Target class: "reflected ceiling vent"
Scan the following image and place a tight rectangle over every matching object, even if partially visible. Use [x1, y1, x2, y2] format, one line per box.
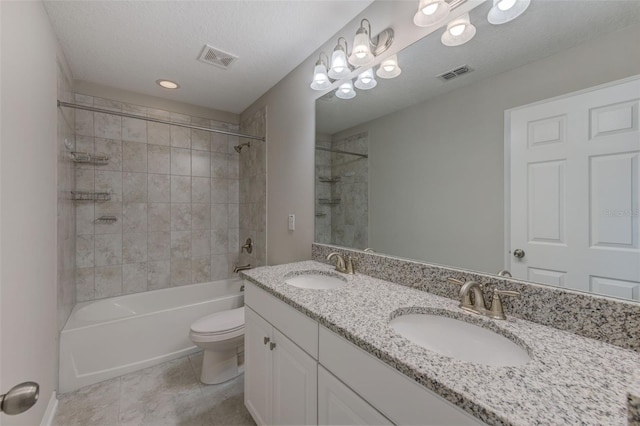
[437, 64, 473, 81]
[198, 44, 238, 70]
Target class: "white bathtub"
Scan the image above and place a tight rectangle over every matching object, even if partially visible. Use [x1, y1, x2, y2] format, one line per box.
[59, 278, 244, 393]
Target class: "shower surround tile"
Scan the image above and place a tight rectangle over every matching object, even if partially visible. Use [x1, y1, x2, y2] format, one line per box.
[72, 94, 244, 301]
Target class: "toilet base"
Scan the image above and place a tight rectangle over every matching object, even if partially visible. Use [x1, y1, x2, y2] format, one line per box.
[200, 349, 242, 385]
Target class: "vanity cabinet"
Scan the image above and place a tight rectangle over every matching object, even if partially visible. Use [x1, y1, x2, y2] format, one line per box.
[244, 282, 484, 426]
[245, 281, 320, 426]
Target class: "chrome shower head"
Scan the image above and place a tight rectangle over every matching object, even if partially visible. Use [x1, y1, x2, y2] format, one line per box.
[234, 142, 250, 153]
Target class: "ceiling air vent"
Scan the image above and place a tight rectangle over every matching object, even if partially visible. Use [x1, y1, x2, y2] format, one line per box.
[437, 65, 473, 82]
[198, 44, 238, 70]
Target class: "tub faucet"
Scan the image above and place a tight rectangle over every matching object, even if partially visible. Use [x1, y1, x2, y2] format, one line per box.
[233, 264, 251, 273]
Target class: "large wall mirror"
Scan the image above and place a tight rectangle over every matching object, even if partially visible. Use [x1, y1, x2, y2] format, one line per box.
[315, 0, 640, 301]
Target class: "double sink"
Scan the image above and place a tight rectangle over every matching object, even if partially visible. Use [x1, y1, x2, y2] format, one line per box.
[284, 271, 531, 367]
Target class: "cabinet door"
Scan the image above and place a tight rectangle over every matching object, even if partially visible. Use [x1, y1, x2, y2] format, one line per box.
[245, 307, 273, 426]
[271, 329, 318, 425]
[318, 366, 392, 426]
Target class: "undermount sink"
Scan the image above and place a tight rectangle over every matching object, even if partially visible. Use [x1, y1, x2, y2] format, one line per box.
[389, 313, 530, 367]
[285, 272, 346, 290]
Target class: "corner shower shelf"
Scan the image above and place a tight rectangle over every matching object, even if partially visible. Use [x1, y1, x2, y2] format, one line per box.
[71, 152, 110, 165]
[95, 216, 118, 224]
[318, 176, 341, 183]
[318, 198, 341, 205]
[71, 191, 111, 202]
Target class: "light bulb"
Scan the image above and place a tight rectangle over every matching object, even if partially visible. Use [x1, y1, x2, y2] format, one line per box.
[441, 13, 476, 47]
[355, 68, 377, 90]
[488, 0, 531, 25]
[376, 55, 402, 79]
[498, 0, 517, 11]
[335, 81, 356, 99]
[449, 23, 466, 36]
[422, 3, 438, 16]
[414, 0, 450, 27]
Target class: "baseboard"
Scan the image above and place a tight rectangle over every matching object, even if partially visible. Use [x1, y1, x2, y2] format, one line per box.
[39, 391, 58, 426]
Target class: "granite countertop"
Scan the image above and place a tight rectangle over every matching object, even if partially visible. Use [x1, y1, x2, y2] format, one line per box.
[241, 260, 640, 426]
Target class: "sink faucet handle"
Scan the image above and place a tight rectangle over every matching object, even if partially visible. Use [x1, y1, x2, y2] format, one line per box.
[447, 277, 464, 286]
[489, 289, 521, 320]
[345, 257, 355, 275]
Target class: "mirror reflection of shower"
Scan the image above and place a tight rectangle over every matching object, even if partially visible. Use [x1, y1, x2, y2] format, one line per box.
[234, 142, 250, 153]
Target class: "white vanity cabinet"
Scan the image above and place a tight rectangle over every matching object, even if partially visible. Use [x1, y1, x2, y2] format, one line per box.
[245, 286, 318, 426]
[244, 282, 485, 426]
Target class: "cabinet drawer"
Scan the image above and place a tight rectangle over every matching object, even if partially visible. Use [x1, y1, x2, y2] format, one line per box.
[245, 282, 319, 358]
[318, 366, 392, 426]
[319, 326, 485, 426]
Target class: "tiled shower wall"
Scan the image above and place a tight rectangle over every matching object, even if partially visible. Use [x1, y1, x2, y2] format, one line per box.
[238, 107, 267, 268]
[314, 131, 368, 249]
[73, 94, 242, 301]
[315, 134, 332, 244]
[57, 62, 76, 329]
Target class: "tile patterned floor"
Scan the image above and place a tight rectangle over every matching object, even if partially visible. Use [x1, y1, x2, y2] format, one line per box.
[53, 353, 255, 426]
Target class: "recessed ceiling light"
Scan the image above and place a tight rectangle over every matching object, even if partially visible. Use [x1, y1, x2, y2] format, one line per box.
[156, 79, 180, 89]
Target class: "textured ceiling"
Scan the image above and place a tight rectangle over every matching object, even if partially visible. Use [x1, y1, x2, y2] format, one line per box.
[317, 0, 640, 135]
[44, 0, 373, 113]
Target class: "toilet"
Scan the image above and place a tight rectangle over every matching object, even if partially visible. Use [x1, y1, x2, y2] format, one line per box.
[189, 306, 245, 385]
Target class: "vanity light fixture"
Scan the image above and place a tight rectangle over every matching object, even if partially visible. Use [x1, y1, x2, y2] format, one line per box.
[441, 13, 476, 46]
[376, 55, 402, 79]
[354, 68, 377, 90]
[328, 37, 351, 79]
[413, 0, 451, 27]
[335, 80, 356, 100]
[156, 79, 180, 89]
[310, 53, 332, 90]
[487, 0, 531, 25]
[348, 19, 394, 68]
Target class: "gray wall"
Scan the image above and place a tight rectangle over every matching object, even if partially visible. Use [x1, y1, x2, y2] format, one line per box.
[334, 24, 640, 273]
[240, 1, 467, 265]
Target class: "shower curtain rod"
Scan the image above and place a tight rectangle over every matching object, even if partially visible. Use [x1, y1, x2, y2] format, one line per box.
[315, 146, 368, 158]
[57, 100, 266, 142]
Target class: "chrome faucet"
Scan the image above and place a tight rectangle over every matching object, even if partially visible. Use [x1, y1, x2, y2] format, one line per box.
[326, 252, 355, 274]
[447, 278, 520, 320]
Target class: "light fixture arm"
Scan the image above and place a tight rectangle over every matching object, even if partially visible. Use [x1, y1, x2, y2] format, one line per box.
[335, 37, 348, 53]
[359, 18, 394, 57]
[316, 52, 329, 67]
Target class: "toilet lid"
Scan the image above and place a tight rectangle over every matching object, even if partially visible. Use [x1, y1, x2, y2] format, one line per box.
[190, 306, 245, 335]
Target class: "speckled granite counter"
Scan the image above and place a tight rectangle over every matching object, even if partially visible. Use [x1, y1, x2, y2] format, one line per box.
[241, 261, 640, 426]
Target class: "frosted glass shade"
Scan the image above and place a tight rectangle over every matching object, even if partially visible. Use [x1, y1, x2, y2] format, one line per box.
[310, 64, 331, 90]
[329, 48, 350, 79]
[355, 68, 377, 90]
[413, 0, 451, 27]
[488, 0, 531, 25]
[335, 81, 356, 99]
[376, 55, 402, 79]
[348, 30, 374, 67]
[441, 14, 476, 47]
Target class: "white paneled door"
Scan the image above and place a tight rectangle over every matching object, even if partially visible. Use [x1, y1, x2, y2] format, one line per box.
[509, 77, 640, 300]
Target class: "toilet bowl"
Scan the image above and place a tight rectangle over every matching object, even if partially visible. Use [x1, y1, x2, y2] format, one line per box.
[189, 306, 245, 384]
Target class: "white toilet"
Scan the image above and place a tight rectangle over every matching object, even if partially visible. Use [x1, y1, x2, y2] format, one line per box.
[189, 306, 245, 385]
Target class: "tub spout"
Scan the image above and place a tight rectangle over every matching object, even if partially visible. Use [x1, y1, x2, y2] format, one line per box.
[233, 264, 252, 273]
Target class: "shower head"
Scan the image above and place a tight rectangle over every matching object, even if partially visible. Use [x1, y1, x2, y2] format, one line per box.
[234, 142, 250, 153]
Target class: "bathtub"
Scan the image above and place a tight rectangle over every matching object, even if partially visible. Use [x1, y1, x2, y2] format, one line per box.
[59, 278, 244, 393]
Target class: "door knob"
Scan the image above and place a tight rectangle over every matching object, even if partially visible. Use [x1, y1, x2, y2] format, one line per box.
[1, 382, 39, 415]
[513, 249, 525, 259]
